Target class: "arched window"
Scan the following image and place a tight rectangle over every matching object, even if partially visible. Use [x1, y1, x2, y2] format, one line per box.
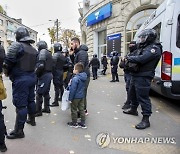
[125, 9, 155, 52]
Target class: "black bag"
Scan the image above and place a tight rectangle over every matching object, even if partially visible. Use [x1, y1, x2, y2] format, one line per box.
[126, 62, 140, 72]
[119, 59, 125, 68]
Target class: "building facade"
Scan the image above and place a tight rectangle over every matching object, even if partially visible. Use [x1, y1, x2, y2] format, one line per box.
[79, 0, 165, 58]
[0, 12, 38, 50]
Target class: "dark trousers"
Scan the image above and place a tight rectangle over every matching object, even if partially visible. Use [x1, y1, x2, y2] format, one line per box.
[36, 72, 52, 112]
[71, 99, 85, 123]
[124, 73, 132, 103]
[129, 76, 152, 116]
[111, 65, 119, 81]
[0, 101, 6, 144]
[12, 75, 36, 130]
[84, 77, 90, 111]
[102, 66, 107, 75]
[92, 67, 98, 79]
[53, 70, 64, 102]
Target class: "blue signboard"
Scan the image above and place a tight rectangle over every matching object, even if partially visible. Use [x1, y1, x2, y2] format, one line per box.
[87, 3, 112, 26]
[107, 33, 121, 57]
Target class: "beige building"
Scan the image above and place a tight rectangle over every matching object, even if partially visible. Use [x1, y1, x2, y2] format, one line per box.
[79, 0, 165, 58]
[0, 12, 38, 50]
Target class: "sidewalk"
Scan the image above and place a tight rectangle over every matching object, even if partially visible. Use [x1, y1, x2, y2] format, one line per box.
[2, 75, 180, 154]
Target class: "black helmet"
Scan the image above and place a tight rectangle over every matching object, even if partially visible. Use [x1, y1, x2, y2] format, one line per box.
[62, 47, 68, 53]
[15, 27, 35, 43]
[137, 29, 157, 45]
[113, 51, 118, 56]
[53, 43, 62, 52]
[36, 41, 47, 51]
[93, 54, 97, 57]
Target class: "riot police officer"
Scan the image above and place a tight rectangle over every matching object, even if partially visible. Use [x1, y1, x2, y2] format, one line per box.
[110, 51, 119, 82]
[3, 27, 37, 139]
[35, 41, 53, 116]
[50, 43, 66, 107]
[89, 54, 100, 80]
[0, 39, 7, 152]
[62, 47, 73, 88]
[101, 55, 108, 75]
[123, 29, 162, 129]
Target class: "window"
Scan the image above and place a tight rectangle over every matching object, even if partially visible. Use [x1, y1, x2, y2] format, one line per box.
[125, 9, 155, 52]
[0, 30, 4, 37]
[176, 15, 180, 48]
[0, 19, 3, 26]
[153, 23, 161, 42]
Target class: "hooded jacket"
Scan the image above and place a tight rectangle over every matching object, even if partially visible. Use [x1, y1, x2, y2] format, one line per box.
[69, 72, 87, 101]
[74, 45, 90, 77]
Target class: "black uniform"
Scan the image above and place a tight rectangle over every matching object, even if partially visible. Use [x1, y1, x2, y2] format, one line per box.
[89, 54, 100, 80]
[101, 55, 108, 75]
[35, 41, 53, 116]
[0, 42, 7, 152]
[110, 51, 119, 82]
[4, 27, 38, 139]
[123, 29, 162, 129]
[51, 43, 66, 107]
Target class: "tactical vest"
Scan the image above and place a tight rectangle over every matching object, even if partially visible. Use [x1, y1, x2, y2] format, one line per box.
[17, 43, 37, 72]
[53, 52, 66, 70]
[44, 50, 53, 72]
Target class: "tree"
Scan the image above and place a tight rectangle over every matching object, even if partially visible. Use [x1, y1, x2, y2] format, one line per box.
[59, 29, 80, 47]
[0, 5, 6, 15]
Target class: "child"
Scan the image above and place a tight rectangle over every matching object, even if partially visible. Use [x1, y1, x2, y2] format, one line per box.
[67, 63, 87, 129]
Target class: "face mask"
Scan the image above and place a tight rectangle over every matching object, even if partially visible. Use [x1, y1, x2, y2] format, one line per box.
[129, 45, 137, 52]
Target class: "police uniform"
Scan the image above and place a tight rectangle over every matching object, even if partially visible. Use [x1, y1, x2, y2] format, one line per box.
[110, 51, 119, 82]
[89, 54, 100, 80]
[50, 43, 66, 107]
[35, 41, 53, 116]
[0, 42, 7, 152]
[4, 27, 37, 139]
[101, 55, 108, 75]
[123, 29, 162, 129]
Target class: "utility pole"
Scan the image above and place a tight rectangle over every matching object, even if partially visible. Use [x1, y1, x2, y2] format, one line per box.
[56, 19, 58, 42]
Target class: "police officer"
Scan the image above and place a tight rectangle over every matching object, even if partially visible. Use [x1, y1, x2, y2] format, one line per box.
[35, 41, 53, 116]
[89, 54, 100, 80]
[3, 27, 37, 139]
[101, 55, 108, 75]
[0, 38, 7, 152]
[110, 51, 119, 82]
[121, 41, 137, 110]
[123, 29, 162, 129]
[62, 47, 73, 88]
[50, 43, 66, 107]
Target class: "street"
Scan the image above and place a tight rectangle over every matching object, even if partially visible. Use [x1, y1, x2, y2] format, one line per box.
[2, 74, 180, 154]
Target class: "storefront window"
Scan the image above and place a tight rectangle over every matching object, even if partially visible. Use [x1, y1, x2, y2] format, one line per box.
[98, 30, 107, 58]
[177, 14, 180, 48]
[125, 9, 155, 52]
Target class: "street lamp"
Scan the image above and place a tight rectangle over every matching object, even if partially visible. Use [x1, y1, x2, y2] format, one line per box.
[49, 19, 59, 42]
[38, 33, 45, 41]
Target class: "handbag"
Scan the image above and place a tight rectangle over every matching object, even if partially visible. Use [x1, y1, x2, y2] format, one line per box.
[61, 88, 70, 111]
[0, 74, 7, 100]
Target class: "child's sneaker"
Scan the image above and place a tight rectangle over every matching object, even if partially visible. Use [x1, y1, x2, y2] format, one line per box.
[67, 122, 78, 128]
[85, 110, 89, 116]
[78, 122, 87, 129]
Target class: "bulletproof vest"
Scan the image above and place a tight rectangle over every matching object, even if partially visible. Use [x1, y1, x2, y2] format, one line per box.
[39, 49, 53, 72]
[139, 44, 161, 72]
[53, 52, 66, 70]
[111, 56, 119, 66]
[17, 43, 37, 72]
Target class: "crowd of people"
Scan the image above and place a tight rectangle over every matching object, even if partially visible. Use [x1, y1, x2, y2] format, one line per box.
[0, 27, 162, 152]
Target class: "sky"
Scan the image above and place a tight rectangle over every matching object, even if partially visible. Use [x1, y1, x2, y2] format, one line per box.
[0, 0, 82, 46]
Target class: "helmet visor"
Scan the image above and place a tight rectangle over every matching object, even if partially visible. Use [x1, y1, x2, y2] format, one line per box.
[136, 35, 148, 44]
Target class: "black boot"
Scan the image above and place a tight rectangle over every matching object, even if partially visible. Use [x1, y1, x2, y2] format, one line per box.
[26, 114, 36, 126]
[35, 112, 42, 117]
[50, 101, 59, 107]
[123, 107, 138, 116]
[135, 115, 150, 129]
[42, 96, 51, 113]
[7, 129, 25, 139]
[0, 143, 7, 152]
[50, 91, 59, 107]
[122, 102, 131, 110]
[35, 94, 43, 117]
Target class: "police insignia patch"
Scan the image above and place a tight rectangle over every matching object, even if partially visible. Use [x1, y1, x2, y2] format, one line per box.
[151, 49, 156, 53]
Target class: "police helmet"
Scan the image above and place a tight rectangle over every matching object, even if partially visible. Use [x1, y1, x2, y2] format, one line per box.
[113, 51, 118, 56]
[137, 29, 157, 45]
[15, 27, 35, 43]
[93, 54, 97, 58]
[36, 41, 48, 51]
[62, 47, 68, 53]
[53, 43, 62, 52]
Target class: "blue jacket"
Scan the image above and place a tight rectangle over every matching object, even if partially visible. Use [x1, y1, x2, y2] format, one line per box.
[68, 72, 87, 101]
